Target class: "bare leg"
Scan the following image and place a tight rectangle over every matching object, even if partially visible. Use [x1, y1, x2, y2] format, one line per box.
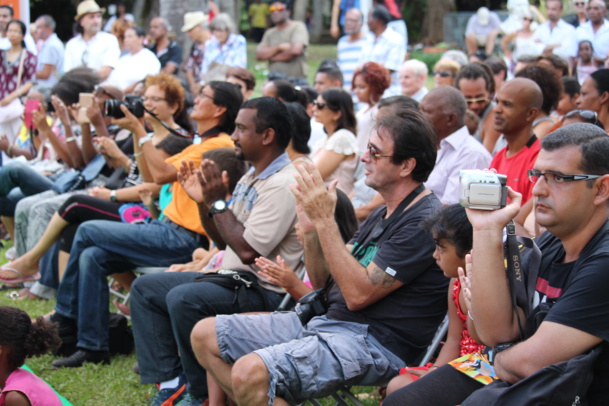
[1, 216, 14, 241]
[207, 374, 229, 406]
[58, 250, 69, 281]
[485, 30, 499, 56]
[465, 33, 478, 56]
[191, 317, 237, 400]
[0, 213, 69, 279]
[232, 354, 290, 406]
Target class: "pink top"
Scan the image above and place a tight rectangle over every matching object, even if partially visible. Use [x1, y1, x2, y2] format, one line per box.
[0, 368, 61, 406]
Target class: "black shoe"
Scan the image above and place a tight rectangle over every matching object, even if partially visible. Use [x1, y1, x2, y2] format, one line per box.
[52, 349, 110, 368]
[49, 313, 77, 337]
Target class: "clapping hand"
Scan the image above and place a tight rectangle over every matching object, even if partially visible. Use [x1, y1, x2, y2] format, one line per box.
[290, 161, 337, 227]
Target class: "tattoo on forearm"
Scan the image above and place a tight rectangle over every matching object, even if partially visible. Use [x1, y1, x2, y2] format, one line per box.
[368, 266, 396, 289]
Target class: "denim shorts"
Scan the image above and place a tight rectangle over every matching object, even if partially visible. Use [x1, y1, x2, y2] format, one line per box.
[216, 313, 404, 405]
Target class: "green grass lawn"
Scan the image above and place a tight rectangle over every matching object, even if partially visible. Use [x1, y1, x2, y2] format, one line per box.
[0, 43, 384, 406]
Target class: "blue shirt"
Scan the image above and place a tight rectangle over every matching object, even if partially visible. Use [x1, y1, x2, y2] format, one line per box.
[36, 33, 64, 88]
[202, 33, 247, 75]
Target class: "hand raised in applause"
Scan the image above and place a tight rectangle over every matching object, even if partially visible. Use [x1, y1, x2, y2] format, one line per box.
[290, 161, 337, 227]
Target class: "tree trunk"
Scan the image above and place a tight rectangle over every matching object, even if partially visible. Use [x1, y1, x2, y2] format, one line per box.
[292, 0, 308, 22]
[310, 0, 324, 43]
[421, 0, 455, 44]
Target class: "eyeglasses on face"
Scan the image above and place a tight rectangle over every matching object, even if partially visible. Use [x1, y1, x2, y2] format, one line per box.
[312, 100, 327, 109]
[527, 169, 602, 184]
[574, 2, 586, 6]
[433, 71, 454, 78]
[464, 96, 489, 105]
[367, 143, 393, 163]
[269, 5, 285, 12]
[522, 17, 534, 22]
[142, 96, 166, 103]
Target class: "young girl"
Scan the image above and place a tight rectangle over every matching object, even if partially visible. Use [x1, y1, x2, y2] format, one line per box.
[576, 40, 598, 85]
[0, 306, 62, 406]
[384, 204, 484, 398]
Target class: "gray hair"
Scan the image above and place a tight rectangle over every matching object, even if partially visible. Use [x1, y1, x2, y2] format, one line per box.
[36, 15, 56, 31]
[209, 13, 235, 34]
[30, 85, 52, 104]
[402, 59, 429, 78]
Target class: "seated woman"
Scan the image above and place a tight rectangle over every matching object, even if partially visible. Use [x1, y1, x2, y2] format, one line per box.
[383, 205, 484, 404]
[0, 73, 192, 288]
[201, 13, 247, 82]
[311, 87, 358, 195]
[432, 59, 460, 89]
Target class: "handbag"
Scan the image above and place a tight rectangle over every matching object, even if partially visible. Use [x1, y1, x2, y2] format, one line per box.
[461, 344, 604, 406]
[193, 269, 271, 312]
[0, 50, 26, 124]
[51, 154, 107, 193]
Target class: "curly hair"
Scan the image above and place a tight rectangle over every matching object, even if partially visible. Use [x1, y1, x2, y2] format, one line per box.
[0, 306, 61, 371]
[516, 64, 563, 115]
[145, 72, 186, 115]
[352, 62, 391, 102]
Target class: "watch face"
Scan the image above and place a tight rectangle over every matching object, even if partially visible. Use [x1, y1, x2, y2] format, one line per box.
[213, 201, 226, 211]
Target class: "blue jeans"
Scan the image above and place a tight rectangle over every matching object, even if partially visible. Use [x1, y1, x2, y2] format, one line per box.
[54, 219, 201, 352]
[0, 162, 53, 216]
[130, 272, 284, 399]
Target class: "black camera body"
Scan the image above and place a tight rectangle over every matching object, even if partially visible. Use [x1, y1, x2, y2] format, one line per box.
[104, 95, 144, 119]
[294, 288, 329, 325]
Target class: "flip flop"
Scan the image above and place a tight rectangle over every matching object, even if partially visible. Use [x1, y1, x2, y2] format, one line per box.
[0, 267, 41, 284]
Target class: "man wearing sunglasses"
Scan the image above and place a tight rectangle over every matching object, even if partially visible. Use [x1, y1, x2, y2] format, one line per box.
[459, 123, 609, 405]
[256, 1, 309, 80]
[194, 110, 448, 405]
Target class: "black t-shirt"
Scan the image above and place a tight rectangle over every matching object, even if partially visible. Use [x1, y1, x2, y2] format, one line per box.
[523, 221, 609, 404]
[326, 193, 449, 365]
[149, 40, 183, 71]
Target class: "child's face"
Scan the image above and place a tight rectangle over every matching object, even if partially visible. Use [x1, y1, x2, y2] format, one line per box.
[432, 237, 465, 278]
[579, 42, 593, 62]
[556, 92, 579, 115]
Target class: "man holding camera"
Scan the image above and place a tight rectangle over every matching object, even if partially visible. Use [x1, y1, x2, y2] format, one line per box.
[192, 110, 448, 405]
[463, 123, 609, 404]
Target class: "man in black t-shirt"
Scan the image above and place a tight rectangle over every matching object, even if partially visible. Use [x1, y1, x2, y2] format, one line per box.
[148, 17, 182, 75]
[191, 110, 448, 404]
[463, 123, 609, 404]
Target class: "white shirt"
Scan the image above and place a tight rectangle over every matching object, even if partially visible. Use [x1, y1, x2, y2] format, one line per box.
[425, 126, 492, 204]
[36, 33, 64, 89]
[359, 28, 406, 97]
[409, 87, 429, 103]
[64, 31, 120, 73]
[576, 19, 609, 59]
[531, 19, 577, 60]
[104, 48, 161, 91]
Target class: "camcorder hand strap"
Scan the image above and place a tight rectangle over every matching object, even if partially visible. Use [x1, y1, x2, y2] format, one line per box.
[505, 220, 541, 340]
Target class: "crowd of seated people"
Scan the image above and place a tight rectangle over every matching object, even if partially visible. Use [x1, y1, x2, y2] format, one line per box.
[1, 0, 609, 405]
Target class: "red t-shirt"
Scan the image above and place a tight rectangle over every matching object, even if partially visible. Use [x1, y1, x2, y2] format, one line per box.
[490, 135, 540, 203]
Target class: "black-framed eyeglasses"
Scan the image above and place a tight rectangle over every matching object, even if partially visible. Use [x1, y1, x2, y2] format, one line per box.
[433, 71, 454, 78]
[528, 169, 602, 184]
[313, 100, 327, 109]
[564, 109, 599, 125]
[367, 143, 393, 163]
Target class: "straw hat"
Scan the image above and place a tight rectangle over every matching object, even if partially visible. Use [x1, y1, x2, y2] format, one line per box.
[74, 0, 106, 21]
[181, 11, 208, 32]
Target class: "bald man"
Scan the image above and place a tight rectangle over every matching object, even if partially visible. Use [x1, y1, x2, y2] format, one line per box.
[419, 86, 492, 204]
[490, 78, 543, 203]
[148, 17, 182, 75]
[575, 0, 609, 62]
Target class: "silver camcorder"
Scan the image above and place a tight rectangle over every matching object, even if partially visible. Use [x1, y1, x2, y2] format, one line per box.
[459, 170, 508, 210]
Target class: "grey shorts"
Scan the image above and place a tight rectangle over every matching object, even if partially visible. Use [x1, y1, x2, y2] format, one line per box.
[216, 313, 404, 405]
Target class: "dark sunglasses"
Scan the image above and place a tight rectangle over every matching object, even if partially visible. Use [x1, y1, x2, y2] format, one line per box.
[574, 2, 585, 6]
[522, 17, 534, 22]
[312, 100, 327, 109]
[433, 71, 454, 78]
[565, 109, 598, 124]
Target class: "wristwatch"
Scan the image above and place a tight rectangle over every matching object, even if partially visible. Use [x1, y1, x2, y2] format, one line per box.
[487, 343, 513, 365]
[208, 200, 228, 217]
[138, 134, 153, 148]
[110, 190, 117, 202]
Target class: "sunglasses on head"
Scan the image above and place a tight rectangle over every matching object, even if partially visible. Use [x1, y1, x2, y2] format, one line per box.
[433, 71, 454, 78]
[565, 109, 599, 124]
[270, 5, 285, 12]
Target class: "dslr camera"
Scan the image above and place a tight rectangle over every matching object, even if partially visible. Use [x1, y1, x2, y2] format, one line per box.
[459, 170, 508, 210]
[104, 95, 144, 119]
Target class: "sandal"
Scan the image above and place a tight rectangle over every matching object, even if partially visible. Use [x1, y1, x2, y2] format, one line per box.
[0, 267, 41, 284]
